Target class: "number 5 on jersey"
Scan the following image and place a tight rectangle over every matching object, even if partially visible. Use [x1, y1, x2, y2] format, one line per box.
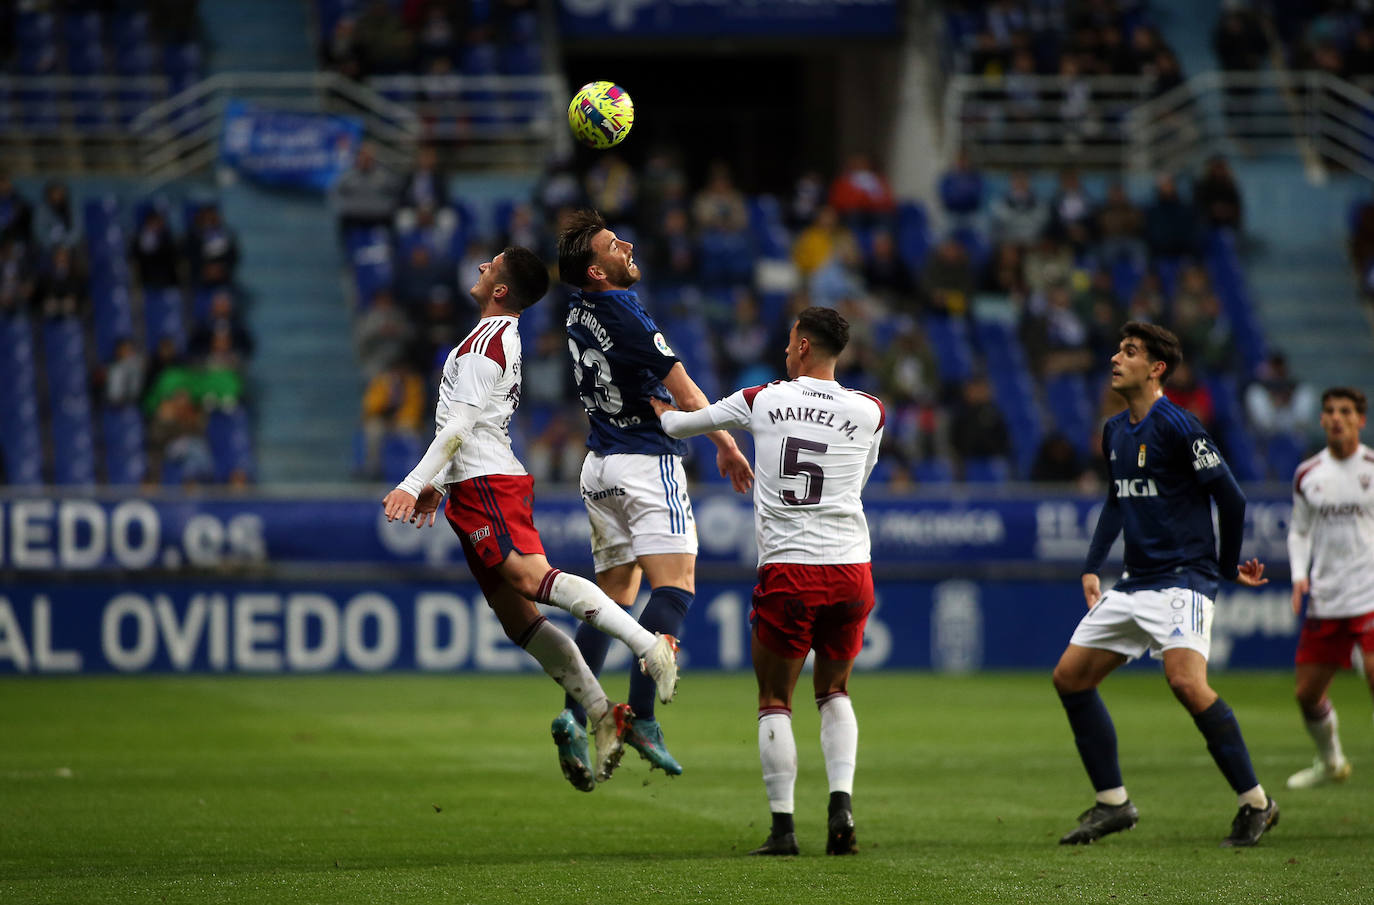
[781, 436, 827, 506]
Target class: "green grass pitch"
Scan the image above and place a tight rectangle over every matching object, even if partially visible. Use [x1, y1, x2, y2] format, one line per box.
[2, 670, 1372, 904]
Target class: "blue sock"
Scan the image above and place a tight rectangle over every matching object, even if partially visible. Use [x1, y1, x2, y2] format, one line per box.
[1193, 697, 1260, 794]
[564, 620, 612, 726]
[627, 586, 693, 721]
[1059, 689, 1124, 793]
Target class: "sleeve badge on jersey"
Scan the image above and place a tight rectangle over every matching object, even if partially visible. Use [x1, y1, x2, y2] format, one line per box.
[653, 332, 675, 357]
[1191, 438, 1221, 471]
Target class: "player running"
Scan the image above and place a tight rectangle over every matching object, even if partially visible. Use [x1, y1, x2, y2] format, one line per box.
[550, 209, 754, 787]
[1286, 386, 1374, 789]
[651, 307, 883, 857]
[381, 247, 679, 788]
[1051, 322, 1278, 848]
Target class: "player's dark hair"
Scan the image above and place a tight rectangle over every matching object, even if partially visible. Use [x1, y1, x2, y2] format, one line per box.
[1121, 321, 1182, 384]
[556, 208, 607, 287]
[795, 306, 849, 358]
[1322, 386, 1368, 414]
[497, 246, 549, 310]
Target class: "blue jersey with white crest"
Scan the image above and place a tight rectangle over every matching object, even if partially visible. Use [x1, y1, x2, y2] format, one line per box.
[565, 289, 688, 456]
[1098, 395, 1235, 597]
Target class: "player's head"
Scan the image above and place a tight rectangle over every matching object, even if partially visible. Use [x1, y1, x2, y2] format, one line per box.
[1112, 321, 1181, 392]
[470, 246, 549, 312]
[1320, 386, 1367, 453]
[786, 306, 849, 379]
[557, 208, 639, 290]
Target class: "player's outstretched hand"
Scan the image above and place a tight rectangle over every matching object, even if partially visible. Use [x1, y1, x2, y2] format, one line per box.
[718, 445, 754, 494]
[648, 397, 675, 418]
[1236, 558, 1268, 587]
[1290, 576, 1309, 614]
[383, 488, 421, 525]
[1081, 573, 1102, 609]
[411, 485, 442, 528]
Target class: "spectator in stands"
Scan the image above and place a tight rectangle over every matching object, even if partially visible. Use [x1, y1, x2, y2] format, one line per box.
[398, 145, 449, 215]
[637, 148, 689, 236]
[585, 153, 638, 226]
[984, 241, 1027, 296]
[1056, 55, 1100, 149]
[1022, 232, 1073, 295]
[1174, 290, 1234, 375]
[332, 142, 402, 237]
[1347, 23, 1374, 78]
[186, 205, 239, 288]
[525, 410, 584, 486]
[130, 209, 181, 289]
[879, 327, 938, 409]
[103, 337, 146, 408]
[717, 291, 773, 388]
[949, 374, 1012, 475]
[34, 244, 87, 320]
[1350, 201, 1374, 295]
[1193, 155, 1244, 232]
[0, 170, 33, 245]
[1126, 270, 1166, 323]
[1150, 49, 1187, 98]
[939, 148, 985, 225]
[147, 388, 214, 487]
[989, 170, 1049, 249]
[189, 289, 253, 361]
[809, 239, 866, 311]
[1023, 277, 1093, 378]
[863, 229, 919, 309]
[1030, 432, 1094, 488]
[1095, 182, 1146, 269]
[414, 1, 459, 70]
[647, 206, 697, 289]
[1164, 360, 1217, 433]
[497, 202, 547, 262]
[355, 288, 414, 379]
[1082, 273, 1128, 364]
[692, 160, 749, 234]
[356, 0, 416, 75]
[142, 336, 184, 410]
[0, 235, 35, 315]
[32, 181, 80, 252]
[1144, 173, 1198, 258]
[416, 289, 468, 375]
[395, 243, 456, 313]
[1098, 23, 1139, 76]
[522, 329, 572, 408]
[828, 152, 896, 227]
[922, 236, 977, 319]
[1049, 168, 1095, 252]
[148, 0, 200, 44]
[788, 169, 827, 231]
[1245, 351, 1319, 443]
[358, 363, 425, 480]
[792, 205, 856, 278]
[323, 15, 364, 79]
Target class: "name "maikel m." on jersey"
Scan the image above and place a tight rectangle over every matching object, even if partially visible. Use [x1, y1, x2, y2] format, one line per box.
[767, 406, 859, 440]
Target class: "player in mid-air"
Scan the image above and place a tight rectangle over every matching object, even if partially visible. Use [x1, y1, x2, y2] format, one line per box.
[651, 307, 883, 857]
[1051, 322, 1278, 847]
[381, 246, 679, 787]
[1285, 386, 1374, 789]
[550, 209, 754, 788]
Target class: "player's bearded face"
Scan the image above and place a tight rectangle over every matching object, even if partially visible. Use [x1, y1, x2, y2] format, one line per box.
[594, 230, 639, 287]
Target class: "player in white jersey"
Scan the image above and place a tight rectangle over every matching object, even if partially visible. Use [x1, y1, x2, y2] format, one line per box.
[381, 247, 680, 789]
[1286, 386, 1374, 789]
[651, 307, 883, 857]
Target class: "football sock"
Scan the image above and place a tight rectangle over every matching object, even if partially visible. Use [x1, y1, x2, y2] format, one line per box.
[1059, 689, 1124, 793]
[1192, 697, 1261, 796]
[1095, 787, 1129, 806]
[627, 586, 692, 720]
[1303, 704, 1346, 766]
[537, 569, 654, 658]
[817, 692, 858, 796]
[518, 617, 608, 722]
[758, 708, 797, 816]
[564, 621, 613, 726]
[828, 791, 852, 817]
[771, 812, 795, 837]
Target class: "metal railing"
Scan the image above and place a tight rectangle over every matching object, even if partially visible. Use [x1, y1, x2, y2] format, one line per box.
[130, 71, 423, 189]
[0, 74, 172, 170]
[944, 69, 1374, 179]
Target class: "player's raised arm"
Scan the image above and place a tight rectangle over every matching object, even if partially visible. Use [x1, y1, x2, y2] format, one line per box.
[660, 363, 754, 492]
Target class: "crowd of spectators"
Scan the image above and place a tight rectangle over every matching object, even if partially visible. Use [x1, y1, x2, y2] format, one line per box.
[0, 168, 251, 487]
[330, 131, 1309, 488]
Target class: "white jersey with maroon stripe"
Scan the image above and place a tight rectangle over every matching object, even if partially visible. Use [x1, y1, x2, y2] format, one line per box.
[694, 375, 884, 566]
[1289, 443, 1374, 618]
[434, 315, 525, 484]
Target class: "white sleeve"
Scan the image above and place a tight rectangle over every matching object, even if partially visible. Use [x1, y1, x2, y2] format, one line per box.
[861, 428, 884, 487]
[659, 390, 752, 438]
[1287, 482, 1314, 582]
[396, 354, 501, 496]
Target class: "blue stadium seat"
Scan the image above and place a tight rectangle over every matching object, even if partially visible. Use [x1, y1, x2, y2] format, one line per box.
[1044, 372, 1095, 456]
[52, 392, 97, 486]
[913, 457, 954, 484]
[101, 404, 147, 485]
[1266, 433, 1309, 482]
[498, 42, 541, 76]
[963, 456, 1011, 484]
[381, 431, 423, 485]
[897, 201, 932, 272]
[207, 407, 256, 482]
[922, 314, 975, 387]
[0, 315, 44, 485]
[112, 10, 150, 47]
[144, 287, 188, 352]
[747, 195, 791, 259]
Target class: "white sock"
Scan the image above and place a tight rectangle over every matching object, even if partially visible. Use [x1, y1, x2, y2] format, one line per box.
[539, 569, 654, 658]
[817, 693, 858, 795]
[521, 618, 608, 723]
[1238, 784, 1269, 809]
[758, 709, 797, 814]
[1304, 707, 1346, 766]
[1095, 787, 1129, 806]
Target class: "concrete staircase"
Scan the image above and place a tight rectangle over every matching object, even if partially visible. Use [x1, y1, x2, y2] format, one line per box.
[221, 180, 358, 483]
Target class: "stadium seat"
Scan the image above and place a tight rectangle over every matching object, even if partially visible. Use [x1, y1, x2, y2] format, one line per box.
[1265, 433, 1309, 482]
[143, 287, 188, 352]
[207, 407, 256, 482]
[1044, 373, 1095, 456]
[922, 314, 976, 387]
[381, 431, 423, 485]
[102, 404, 147, 485]
[913, 457, 954, 484]
[962, 456, 1011, 484]
[897, 201, 932, 272]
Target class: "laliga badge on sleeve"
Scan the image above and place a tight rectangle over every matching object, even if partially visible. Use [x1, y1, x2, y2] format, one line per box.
[1137, 444, 1147, 467]
[653, 332, 675, 357]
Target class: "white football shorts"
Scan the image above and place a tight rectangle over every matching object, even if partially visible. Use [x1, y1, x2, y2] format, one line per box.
[579, 451, 698, 572]
[1069, 587, 1215, 661]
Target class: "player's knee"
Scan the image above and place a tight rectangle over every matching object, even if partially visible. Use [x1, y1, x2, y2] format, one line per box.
[1051, 662, 1085, 694]
[1166, 673, 1208, 709]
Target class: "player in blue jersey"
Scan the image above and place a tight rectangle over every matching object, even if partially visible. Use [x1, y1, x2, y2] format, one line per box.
[1051, 322, 1278, 847]
[548, 209, 754, 789]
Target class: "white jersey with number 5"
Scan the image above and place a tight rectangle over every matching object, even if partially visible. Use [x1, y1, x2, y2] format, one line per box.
[681, 376, 884, 566]
[1289, 443, 1374, 618]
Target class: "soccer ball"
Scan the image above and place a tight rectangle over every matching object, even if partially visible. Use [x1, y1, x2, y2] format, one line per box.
[568, 81, 634, 150]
